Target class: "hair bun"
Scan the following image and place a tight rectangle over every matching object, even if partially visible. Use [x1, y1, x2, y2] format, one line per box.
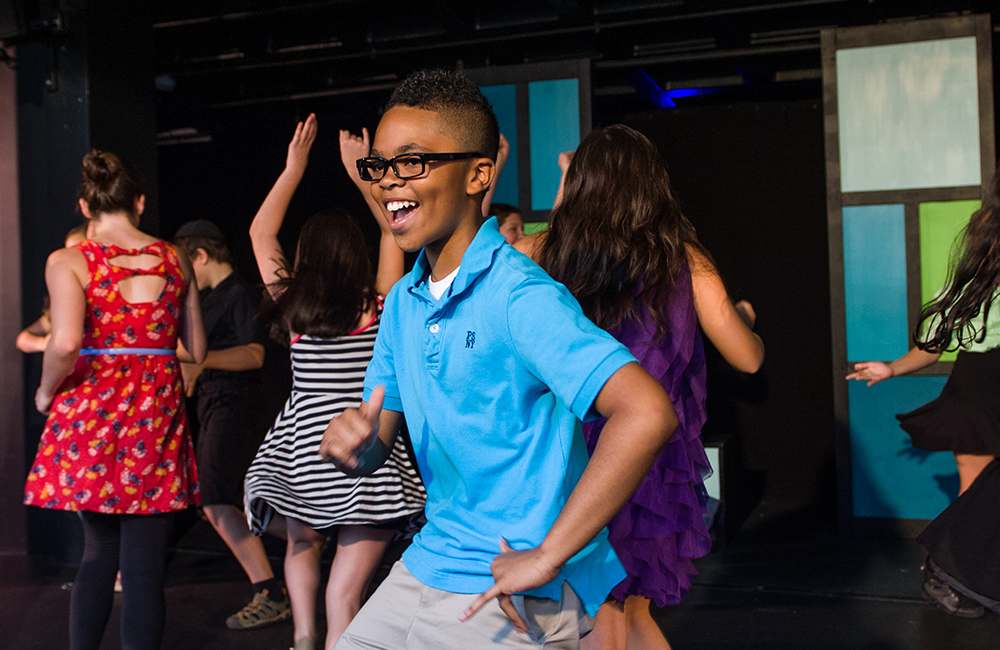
[81, 149, 122, 188]
[77, 148, 142, 216]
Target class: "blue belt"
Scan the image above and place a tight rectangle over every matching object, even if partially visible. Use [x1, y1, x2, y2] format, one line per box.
[80, 347, 175, 356]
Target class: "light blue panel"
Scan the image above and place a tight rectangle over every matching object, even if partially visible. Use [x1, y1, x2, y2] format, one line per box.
[479, 84, 519, 207]
[842, 205, 909, 361]
[528, 79, 580, 211]
[837, 37, 981, 192]
[849, 377, 954, 519]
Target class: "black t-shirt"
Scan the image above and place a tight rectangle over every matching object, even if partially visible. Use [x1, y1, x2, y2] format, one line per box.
[198, 273, 266, 390]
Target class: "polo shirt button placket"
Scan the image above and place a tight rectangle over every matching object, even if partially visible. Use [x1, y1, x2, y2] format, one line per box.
[425, 316, 443, 369]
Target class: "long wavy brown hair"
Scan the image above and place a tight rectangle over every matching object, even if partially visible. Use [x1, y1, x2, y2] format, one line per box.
[537, 124, 704, 338]
[916, 167, 1000, 352]
[262, 209, 374, 341]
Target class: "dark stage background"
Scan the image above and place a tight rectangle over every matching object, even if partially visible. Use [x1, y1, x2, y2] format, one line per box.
[153, 96, 835, 559]
[8, 0, 997, 562]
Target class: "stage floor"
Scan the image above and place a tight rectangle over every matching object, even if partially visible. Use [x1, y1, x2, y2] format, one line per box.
[3, 525, 998, 649]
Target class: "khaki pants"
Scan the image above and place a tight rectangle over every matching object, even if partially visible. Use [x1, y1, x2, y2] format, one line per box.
[335, 561, 593, 649]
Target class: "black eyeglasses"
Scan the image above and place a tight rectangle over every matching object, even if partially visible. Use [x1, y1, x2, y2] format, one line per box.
[356, 152, 487, 182]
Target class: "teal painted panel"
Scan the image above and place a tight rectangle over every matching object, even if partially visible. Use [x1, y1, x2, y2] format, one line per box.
[837, 37, 981, 192]
[480, 84, 519, 208]
[528, 79, 580, 211]
[842, 205, 909, 361]
[849, 377, 954, 519]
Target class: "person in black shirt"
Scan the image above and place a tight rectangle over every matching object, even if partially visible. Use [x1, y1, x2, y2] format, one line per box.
[174, 220, 291, 630]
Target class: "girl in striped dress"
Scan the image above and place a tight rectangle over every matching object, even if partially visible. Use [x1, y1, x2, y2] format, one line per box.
[244, 114, 425, 650]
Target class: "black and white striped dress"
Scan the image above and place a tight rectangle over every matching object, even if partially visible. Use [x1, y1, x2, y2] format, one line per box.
[244, 308, 425, 534]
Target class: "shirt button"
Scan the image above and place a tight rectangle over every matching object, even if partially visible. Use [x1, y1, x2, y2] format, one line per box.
[429, 323, 441, 334]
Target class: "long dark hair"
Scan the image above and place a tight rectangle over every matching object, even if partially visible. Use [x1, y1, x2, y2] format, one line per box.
[916, 168, 1000, 352]
[263, 209, 374, 340]
[537, 124, 703, 337]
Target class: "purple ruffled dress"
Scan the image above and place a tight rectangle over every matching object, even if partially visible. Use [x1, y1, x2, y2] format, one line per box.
[583, 259, 712, 606]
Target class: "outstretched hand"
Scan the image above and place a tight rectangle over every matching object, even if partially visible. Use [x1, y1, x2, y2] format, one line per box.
[318, 385, 384, 470]
[846, 362, 893, 387]
[339, 127, 370, 187]
[460, 539, 561, 631]
[286, 113, 318, 176]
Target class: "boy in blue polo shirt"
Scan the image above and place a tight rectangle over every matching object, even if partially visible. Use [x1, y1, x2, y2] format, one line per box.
[320, 69, 677, 649]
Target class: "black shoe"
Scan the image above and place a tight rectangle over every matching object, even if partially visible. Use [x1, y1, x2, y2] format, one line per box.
[922, 569, 985, 619]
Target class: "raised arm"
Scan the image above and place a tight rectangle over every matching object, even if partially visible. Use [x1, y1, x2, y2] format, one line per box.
[250, 113, 317, 299]
[688, 245, 765, 374]
[34, 249, 87, 413]
[340, 127, 404, 295]
[174, 246, 206, 365]
[481, 133, 509, 218]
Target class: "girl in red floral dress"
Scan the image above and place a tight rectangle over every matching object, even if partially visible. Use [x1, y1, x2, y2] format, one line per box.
[24, 149, 206, 650]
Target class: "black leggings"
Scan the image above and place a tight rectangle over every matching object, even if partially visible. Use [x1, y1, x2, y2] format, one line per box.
[70, 511, 171, 650]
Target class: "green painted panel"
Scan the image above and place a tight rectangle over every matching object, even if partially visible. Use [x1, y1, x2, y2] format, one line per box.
[836, 37, 981, 192]
[919, 200, 980, 361]
[523, 222, 549, 235]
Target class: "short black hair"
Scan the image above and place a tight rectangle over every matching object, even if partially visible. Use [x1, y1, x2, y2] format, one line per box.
[174, 219, 233, 265]
[385, 69, 500, 159]
[489, 203, 521, 226]
[175, 234, 232, 265]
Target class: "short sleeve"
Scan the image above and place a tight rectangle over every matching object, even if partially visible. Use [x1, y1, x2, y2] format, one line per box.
[230, 284, 267, 346]
[506, 279, 636, 421]
[363, 289, 403, 412]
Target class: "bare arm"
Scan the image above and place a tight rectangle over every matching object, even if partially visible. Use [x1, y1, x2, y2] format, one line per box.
[847, 347, 940, 386]
[462, 363, 676, 624]
[180, 342, 264, 397]
[202, 343, 265, 371]
[540, 362, 675, 564]
[16, 315, 51, 353]
[688, 246, 765, 374]
[175, 246, 206, 364]
[35, 249, 86, 412]
[250, 113, 317, 300]
[552, 151, 573, 209]
[340, 127, 404, 296]
[481, 134, 509, 218]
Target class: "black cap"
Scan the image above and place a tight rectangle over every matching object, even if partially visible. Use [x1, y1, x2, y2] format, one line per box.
[174, 219, 225, 241]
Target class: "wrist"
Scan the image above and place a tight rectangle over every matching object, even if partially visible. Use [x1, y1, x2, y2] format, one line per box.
[536, 539, 568, 574]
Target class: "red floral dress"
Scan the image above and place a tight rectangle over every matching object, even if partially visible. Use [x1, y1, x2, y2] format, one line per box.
[24, 240, 200, 514]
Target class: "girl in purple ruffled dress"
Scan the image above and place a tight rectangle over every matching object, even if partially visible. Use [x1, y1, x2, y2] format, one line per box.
[523, 124, 765, 649]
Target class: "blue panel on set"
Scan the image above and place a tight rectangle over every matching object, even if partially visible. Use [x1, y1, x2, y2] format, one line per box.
[528, 79, 580, 211]
[842, 205, 910, 361]
[479, 84, 519, 208]
[849, 376, 954, 519]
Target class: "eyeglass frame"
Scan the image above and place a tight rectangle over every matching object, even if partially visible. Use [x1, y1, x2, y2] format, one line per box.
[355, 151, 489, 182]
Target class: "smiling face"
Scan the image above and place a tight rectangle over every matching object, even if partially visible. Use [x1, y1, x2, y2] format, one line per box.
[370, 106, 493, 255]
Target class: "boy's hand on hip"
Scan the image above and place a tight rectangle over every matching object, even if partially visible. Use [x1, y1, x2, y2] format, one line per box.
[318, 385, 384, 469]
[460, 538, 561, 631]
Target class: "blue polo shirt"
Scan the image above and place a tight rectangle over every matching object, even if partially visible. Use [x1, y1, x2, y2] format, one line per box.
[363, 217, 635, 616]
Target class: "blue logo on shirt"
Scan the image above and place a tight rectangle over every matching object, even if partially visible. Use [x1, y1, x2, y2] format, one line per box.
[465, 331, 476, 349]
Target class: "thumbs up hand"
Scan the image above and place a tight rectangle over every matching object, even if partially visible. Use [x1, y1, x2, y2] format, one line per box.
[319, 385, 385, 472]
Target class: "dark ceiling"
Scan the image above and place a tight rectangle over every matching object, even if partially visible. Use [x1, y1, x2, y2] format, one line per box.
[150, 0, 1000, 125]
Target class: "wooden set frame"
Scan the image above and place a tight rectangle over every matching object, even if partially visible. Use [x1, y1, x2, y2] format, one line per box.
[822, 14, 996, 531]
[466, 59, 592, 222]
